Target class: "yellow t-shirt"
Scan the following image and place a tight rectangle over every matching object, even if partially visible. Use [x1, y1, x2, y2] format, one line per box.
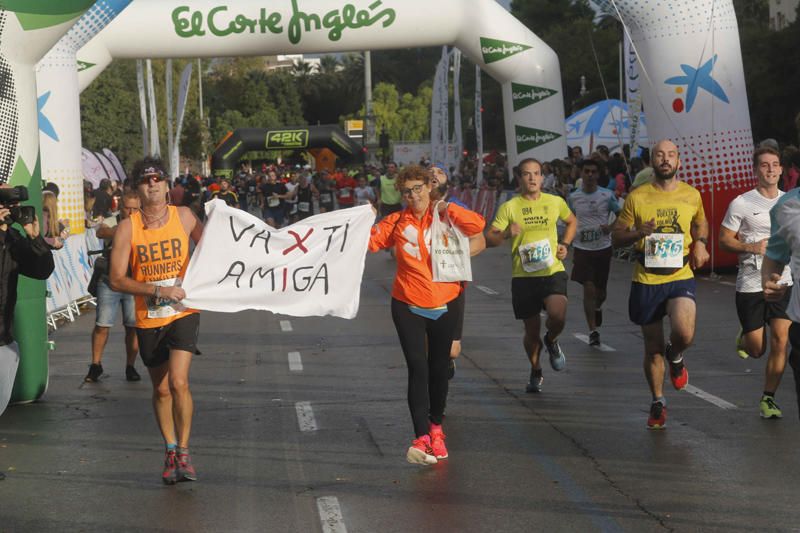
[492, 193, 573, 278]
[616, 181, 706, 284]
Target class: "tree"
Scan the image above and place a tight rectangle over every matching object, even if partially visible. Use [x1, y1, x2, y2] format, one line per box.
[343, 82, 432, 142]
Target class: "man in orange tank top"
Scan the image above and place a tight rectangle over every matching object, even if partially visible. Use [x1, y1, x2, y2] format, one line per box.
[109, 158, 204, 485]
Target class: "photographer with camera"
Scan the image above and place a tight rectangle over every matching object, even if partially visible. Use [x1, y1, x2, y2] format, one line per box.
[0, 184, 55, 430]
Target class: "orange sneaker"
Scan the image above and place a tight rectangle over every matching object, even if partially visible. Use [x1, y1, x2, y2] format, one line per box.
[647, 401, 667, 430]
[429, 425, 448, 460]
[406, 435, 437, 465]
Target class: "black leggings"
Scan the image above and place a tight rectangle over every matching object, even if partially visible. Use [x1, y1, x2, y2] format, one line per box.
[391, 298, 458, 437]
[787, 323, 800, 417]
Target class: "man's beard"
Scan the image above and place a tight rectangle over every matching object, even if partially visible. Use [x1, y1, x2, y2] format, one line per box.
[654, 164, 678, 181]
[437, 183, 448, 196]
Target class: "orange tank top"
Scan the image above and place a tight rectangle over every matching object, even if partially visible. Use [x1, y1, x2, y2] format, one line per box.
[130, 206, 197, 328]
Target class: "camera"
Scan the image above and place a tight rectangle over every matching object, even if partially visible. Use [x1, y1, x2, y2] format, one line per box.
[0, 185, 34, 225]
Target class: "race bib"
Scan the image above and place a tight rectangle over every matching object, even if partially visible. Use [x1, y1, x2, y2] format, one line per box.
[320, 193, 332, 204]
[268, 196, 280, 208]
[339, 188, 351, 198]
[299, 201, 310, 212]
[579, 227, 602, 244]
[645, 233, 684, 268]
[146, 278, 185, 319]
[518, 239, 555, 273]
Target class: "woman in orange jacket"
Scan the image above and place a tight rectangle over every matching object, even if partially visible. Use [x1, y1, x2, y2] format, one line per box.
[369, 165, 485, 465]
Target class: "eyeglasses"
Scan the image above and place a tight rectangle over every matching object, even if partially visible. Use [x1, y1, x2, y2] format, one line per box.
[400, 184, 425, 197]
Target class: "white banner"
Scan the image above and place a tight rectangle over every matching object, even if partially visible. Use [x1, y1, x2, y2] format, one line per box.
[181, 201, 374, 319]
[146, 59, 161, 157]
[624, 32, 640, 104]
[450, 48, 463, 171]
[166, 59, 174, 176]
[430, 46, 450, 166]
[46, 229, 102, 313]
[136, 59, 149, 155]
[172, 62, 193, 178]
[103, 148, 128, 182]
[475, 65, 484, 185]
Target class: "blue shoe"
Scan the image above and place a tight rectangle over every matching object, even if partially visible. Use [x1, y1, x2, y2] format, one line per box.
[544, 334, 566, 371]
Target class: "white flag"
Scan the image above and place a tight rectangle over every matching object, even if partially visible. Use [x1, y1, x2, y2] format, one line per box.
[430, 46, 450, 166]
[136, 60, 149, 156]
[624, 33, 640, 104]
[181, 201, 375, 319]
[146, 59, 160, 157]
[450, 49, 463, 171]
[172, 63, 193, 179]
[475, 65, 484, 186]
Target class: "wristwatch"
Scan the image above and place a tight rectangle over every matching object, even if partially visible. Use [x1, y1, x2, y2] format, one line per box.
[695, 237, 708, 245]
[559, 241, 572, 248]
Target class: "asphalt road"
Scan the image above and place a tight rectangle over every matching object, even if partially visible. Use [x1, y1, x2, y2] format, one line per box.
[1, 246, 800, 532]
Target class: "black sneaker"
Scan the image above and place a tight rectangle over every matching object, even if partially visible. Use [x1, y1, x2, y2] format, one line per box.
[525, 368, 543, 393]
[589, 331, 601, 347]
[447, 359, 456, 380]
[125, 365, 141, 382]
[543, 333, 566, 371]
[84, 363, 103, 383]
[595, 309, 603, 327]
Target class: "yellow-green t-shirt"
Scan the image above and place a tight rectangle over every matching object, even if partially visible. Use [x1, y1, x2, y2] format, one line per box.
[616, 181, 706, 284]
[380, 175, 401, 206]
[492, 193, 573, 278]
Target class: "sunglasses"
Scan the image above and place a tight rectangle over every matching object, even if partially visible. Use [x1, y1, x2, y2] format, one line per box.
[400, 184, 425, 197]
[135, 171, 167, 186]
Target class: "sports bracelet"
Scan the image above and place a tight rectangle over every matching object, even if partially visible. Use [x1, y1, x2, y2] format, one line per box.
[154, 285, 160, 299]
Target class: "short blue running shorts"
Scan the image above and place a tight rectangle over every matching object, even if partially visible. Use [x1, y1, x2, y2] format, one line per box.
[628, 278, 696, 326]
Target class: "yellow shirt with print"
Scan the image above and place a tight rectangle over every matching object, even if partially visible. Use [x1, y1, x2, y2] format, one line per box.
[616, 181, 706, 284]
[492, 194, 573, 278]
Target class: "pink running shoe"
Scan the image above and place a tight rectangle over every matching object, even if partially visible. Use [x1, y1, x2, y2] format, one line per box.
[176, 450, 197, 482]
[429, 425, 448, 460]
[162, 449, 177, 485]
[406, 435, 437, 465]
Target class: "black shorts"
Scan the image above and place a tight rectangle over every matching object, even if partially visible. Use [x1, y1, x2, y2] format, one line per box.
[450, 288, 466, 341]
[136, 313, 200, 368]
[628, 279, 695, 326]
[736, 290, 791, 333]
[571, 247, 613, 290]
[511, 272, 568, 320]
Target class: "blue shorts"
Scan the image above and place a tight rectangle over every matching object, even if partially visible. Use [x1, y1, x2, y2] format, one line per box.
[263, 207, 285, 226]
[95, 279, 136, 328]
[628, 278, 696, 326]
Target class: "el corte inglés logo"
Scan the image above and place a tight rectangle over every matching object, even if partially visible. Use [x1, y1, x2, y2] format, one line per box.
[511, 83, 558, 112]
[266, 130, 310, 149]
[173, 1, 396, 45]
[515, 125, 561, 153]
[480, 37, 532, 64]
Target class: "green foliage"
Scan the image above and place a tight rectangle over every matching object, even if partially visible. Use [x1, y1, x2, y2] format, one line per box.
[344, 82, 432, 142]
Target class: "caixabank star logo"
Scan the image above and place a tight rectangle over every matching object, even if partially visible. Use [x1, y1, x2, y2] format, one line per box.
[664, 55, 730, 113]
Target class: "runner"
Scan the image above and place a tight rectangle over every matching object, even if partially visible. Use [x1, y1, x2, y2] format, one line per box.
[763, 169, 800, 423]
[295, 174, 317, 221]
[486, 158, 577, 393]
[610, 139, 710, 429]
[316, 170, 336, 213]
[109, 159, 203, 484]
[211, 177, 239, 208]
[568, 158, 621, 346]
[369, 165, 485, 465]
[377, 162, 402, 218]
[335, 169, 357, 210]
[354, 174, 376, 207]
[720, 146, 791, 418]
[259, 170, 288, 227]
[429, 164, 486, 379]
[85, 190, 142, 383]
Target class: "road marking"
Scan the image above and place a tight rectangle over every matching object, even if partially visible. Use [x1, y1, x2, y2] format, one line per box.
[317, 496, 348, 533]
[573, 333, 616, 352]
[476, 285, 499, 295]
[684, 384, 737, 410]
[295, 401, 318, 431]
[280, 320, 293, 332]
[288, 352, 303, 372]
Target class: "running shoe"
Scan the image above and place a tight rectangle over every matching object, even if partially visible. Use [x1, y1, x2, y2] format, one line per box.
[666, 343, 688, 390]
[162, 449, 178, 485]
[84, 363, 103, 383]
[406, 435, 437, 465]
[429, 426, 448, 460]
[647, 401, 667, 429]
[448, 359, 456, 380]
[760, 395, 783, 419]
[544, 334, 566, 371]
[595, 309, 603, 327]
[735, 329, 749, 359]
[176, 449, 197, 482]
[125, 365, 141, 382]
[525, 370, 543, 393]
[589, 330, 601, 347]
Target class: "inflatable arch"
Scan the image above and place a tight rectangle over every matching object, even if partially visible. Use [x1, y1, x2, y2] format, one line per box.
[0, 2, 95, 408]
[594, 0, 753, 269]
[211, 125, 363, 176]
